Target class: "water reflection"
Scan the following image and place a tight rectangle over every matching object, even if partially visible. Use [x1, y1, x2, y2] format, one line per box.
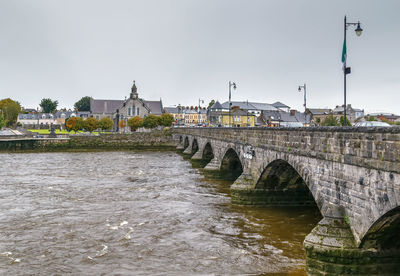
[0, 151, 320, 275]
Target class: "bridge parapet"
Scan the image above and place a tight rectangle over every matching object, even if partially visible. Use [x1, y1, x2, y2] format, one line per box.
[174, 127, 400, 173]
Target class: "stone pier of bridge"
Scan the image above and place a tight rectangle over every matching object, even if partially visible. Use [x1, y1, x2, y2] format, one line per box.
[173, 127, 400, 275]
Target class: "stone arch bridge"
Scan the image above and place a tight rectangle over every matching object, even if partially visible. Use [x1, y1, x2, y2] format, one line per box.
[173, 127, 400, 275]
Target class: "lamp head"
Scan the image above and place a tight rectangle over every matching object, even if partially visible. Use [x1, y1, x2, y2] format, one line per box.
[233, 82, 236, 89]
[355, 22, 363, 36]
[298, 86, 301, 92]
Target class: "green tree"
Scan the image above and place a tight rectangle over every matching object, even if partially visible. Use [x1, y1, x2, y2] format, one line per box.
[321, 115, 340, 126]
[83, 117, 98, 132]
[40, 98, 58, 113]
[158, 113, 174, 127]
[98, 117, 113, 131]
[143, 114, 159, 129]
[0, 114, 7, 128]
[0, 98, 21, 127]
[127, 116, 143, 131]
[74, 96, 92, 111]
[340, 116, 351, 126]
[207, 100, 215, 109]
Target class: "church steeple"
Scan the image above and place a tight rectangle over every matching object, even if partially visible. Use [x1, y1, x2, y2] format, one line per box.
[130, 80, 138, 99]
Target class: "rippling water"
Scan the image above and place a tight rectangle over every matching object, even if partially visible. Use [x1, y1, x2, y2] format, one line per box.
[0, 151, 321, 275]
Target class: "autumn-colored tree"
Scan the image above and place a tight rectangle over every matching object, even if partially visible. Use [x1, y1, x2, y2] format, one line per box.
[0, 98, 21, 126]
[66, 117, 83, 133]
[158, 113, 174, 127]
[98, 117, 113, 131]
[143, 114, 159, 129]
[118, 120, 126, 131]
[127, 116, 143, 131]
[83, 117, 98, 132]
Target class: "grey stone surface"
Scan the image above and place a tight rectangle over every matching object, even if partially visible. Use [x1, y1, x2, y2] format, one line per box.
[173, 127, 400, 247]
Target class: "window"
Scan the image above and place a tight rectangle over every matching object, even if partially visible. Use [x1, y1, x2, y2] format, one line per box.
[128, 108, 131, 116]
[132, 105, 135, 116]
[137, 107, 140, 115]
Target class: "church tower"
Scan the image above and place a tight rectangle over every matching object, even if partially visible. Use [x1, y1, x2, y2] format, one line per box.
[130, 80, 138, 99]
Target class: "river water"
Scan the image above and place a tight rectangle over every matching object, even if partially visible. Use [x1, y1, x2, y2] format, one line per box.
[0, 151, 321, 275]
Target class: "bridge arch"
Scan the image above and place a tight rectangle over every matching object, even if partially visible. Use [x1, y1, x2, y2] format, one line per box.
[183, 136, 189, 149]
[202, 142, 214, 162]
[360, 206, 400, 250]
[255, 158, 321, 208]
[179, 136, 183, 144]
[191, 139, 199, 155]
[220, 148, 243, 181]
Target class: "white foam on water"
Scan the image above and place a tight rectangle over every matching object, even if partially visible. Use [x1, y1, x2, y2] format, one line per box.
[0, 252, 12, 256]
[120, 221, 128, 227]
[122, 227, 134, 240]
[95, 244, 108, 257]
[9, 257, 21, 264]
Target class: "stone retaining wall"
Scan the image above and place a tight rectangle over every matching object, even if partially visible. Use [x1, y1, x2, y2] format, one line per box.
[0, 130, 176, 152]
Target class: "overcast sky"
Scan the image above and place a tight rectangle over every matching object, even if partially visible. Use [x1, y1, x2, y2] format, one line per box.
[1, 0, 399, 114]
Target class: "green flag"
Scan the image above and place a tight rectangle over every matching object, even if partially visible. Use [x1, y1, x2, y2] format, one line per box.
[341, 40, 347, 63]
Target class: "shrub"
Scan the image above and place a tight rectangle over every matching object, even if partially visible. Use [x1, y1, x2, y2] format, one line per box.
[143, 114, 159, 129]
[321, 115, 339, 126]
[66, 117, 83, 133]
[83, 117, 98, 132]
[98, 117, 113, 131]
[158, 113, 174, 127]
[127, 116, 143, 131]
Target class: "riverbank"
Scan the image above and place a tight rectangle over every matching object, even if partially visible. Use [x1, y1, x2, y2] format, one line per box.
[0, 129, 177, 152]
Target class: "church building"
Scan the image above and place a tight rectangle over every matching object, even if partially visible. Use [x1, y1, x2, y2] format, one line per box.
[90, 81, 163, 131]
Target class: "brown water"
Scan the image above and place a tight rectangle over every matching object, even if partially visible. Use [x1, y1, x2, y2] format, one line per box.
[0, 151, 321, 275]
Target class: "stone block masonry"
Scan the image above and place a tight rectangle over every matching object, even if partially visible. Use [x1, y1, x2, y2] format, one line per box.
[174, 126, 400, 275]
[0, 130, 176, 152]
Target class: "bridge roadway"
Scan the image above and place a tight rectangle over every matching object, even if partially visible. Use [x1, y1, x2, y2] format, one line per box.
[173, 126, 400, 275]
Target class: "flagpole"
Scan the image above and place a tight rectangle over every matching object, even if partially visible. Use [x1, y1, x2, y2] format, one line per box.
[342, 16, 363, 126]
[344, 15, 347, 126]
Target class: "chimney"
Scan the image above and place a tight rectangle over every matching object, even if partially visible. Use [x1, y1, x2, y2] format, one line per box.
[290, 109, 296, 116]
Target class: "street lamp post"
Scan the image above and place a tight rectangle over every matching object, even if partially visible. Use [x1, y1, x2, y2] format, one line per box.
[177, 104, 182, 126]
[342, 15, 363, 126]
[298, 83, 307, 124]
[246, 100, 249, 127]
[198, 99, 204, 125]
[228, 81, 236, 127]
